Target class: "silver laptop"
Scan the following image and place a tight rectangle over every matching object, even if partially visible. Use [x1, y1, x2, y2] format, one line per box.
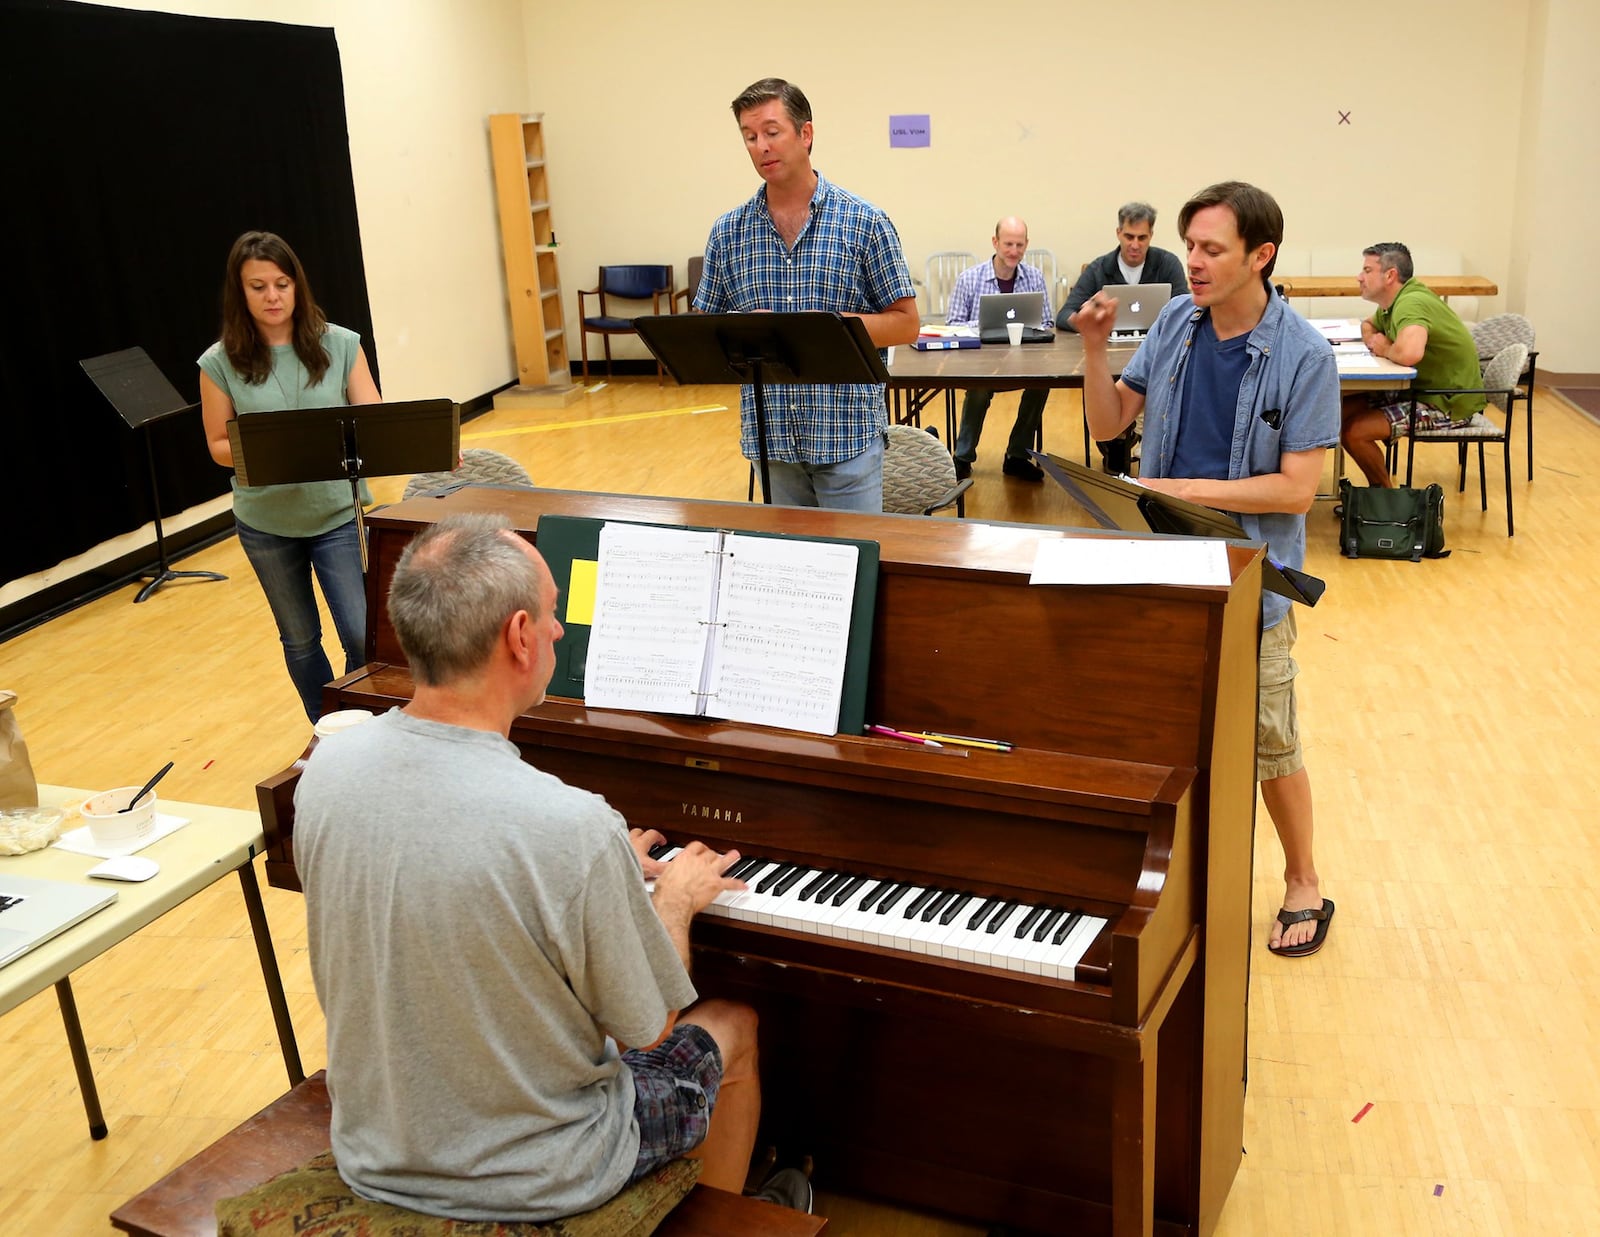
[0, 873, 117, 969]
[977, 292, 1054, 344]
[1104, 283, 1172, 339]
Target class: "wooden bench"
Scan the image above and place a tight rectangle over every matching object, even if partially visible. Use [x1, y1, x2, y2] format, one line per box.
[111, 1072, 826, 1237]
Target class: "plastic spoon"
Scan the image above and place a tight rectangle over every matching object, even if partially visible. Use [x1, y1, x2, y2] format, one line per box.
[120, 760, 173, 813]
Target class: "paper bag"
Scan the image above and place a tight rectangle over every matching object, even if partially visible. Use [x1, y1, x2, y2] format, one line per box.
[0, 689, 39, 809]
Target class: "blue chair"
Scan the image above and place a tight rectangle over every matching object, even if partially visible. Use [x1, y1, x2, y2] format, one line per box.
[578, 264, 676, 382]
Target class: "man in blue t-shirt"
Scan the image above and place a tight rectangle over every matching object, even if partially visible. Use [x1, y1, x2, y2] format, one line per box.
[1073, 182, 1342, 959]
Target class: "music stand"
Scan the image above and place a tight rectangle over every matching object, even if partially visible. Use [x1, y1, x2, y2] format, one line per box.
[227, 399, 458, 572]
[1033, 450, 1326, 606]
[632, 313, 890, 503]
[80, 347, 229, 604]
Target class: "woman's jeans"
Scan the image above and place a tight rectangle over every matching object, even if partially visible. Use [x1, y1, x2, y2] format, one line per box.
[235, 517, 366, 723]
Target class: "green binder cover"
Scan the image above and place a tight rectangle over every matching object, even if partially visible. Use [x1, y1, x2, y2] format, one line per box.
[535, 514, 879, 737]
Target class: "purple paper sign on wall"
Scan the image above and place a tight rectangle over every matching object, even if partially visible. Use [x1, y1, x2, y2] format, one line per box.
[889, 115, 930, 148]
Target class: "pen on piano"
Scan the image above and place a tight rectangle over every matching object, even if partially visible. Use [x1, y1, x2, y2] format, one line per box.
[903, 731, 1013, 752]
[864, 724, 943, 748]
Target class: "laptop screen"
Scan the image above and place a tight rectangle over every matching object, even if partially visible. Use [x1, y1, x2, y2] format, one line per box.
[1103, 283, 1172, 333]
[977, 291, 1047, 333]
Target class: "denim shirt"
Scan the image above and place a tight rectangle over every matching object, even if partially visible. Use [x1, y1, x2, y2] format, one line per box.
[1122, 286, 1340, 629]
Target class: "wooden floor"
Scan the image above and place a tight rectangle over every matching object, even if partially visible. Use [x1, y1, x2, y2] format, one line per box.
[3, 378, 1598, 1234]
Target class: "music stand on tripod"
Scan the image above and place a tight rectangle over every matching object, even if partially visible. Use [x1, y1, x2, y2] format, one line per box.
[632, 313, 890, 503]
[226, 399, 459, 572]
[80, 346, 229, 604]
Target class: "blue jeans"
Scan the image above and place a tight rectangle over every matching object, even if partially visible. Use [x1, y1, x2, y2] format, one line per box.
[954, 388, 1048, 464]
[235, 517, 367, 723]
[761, 434, 885, 511]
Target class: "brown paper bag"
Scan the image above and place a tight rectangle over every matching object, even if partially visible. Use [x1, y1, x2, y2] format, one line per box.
[0, 690, 39, 809]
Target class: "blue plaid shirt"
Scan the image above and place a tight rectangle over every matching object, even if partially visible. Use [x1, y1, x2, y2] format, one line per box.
[694, 172, 916, 464]
[945, 259, 1054, 328]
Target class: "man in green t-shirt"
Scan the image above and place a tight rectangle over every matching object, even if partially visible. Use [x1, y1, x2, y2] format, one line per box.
[1340, 241, 1486, 487]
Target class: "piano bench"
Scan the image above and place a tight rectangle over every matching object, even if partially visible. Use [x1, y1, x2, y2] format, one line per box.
[110, 1071, 826, 1237]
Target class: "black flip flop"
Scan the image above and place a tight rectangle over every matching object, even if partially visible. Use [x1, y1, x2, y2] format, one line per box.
[1268, 898, 1335, 958]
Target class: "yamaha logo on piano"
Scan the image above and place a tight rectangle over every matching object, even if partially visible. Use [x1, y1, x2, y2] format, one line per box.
[681, 802, 744, 824]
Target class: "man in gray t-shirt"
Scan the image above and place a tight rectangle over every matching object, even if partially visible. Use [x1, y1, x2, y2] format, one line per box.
[296, 513, 790, 1222]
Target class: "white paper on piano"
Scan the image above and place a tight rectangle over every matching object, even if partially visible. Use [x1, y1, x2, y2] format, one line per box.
[583, 522, 859, 736]
[1029, 537, 1231, 587]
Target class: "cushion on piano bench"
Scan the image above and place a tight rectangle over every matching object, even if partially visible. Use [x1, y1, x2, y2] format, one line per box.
[214, 1151, 700, 1237]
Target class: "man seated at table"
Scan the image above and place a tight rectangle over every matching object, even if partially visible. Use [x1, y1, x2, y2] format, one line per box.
[947, 216, 1053, 482]
[294, 513, 811, 1222]
[1339, 241, 1486, 487]
[1059, 202, 1190, 473]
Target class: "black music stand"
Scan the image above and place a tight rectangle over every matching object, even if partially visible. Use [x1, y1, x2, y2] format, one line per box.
[80, 347, 229, 604]
[633, 313, 889, 503]
[1034, 450, 1326, 606]
[227, 398, 458, 572]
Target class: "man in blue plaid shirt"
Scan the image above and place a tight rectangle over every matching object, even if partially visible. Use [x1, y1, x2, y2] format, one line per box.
[695, 78, 919, 511]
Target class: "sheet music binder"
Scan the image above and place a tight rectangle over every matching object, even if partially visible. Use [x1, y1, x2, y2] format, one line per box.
[534, 514, 880, 736]
[1033, 451, 1326, 606]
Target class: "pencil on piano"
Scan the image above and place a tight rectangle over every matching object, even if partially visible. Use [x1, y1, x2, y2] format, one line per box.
[904, 731, 1013, 751]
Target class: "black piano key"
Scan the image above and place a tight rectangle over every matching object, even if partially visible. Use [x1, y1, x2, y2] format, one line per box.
[811, 872, 849, 903]
[1015, 904, 1047, 940]
[876, 883, 913, 914]
[985, 901, 1021, 934]
[1034, 907, 1067, 943]
[940, 893, 975, 925]
[728, 857, 766, 882]
[967, 897, 999, 931]
[773, 866, 811, 896]
[921, 890, 957, 922]
[831, 875, 868, 906]
[1052, 911, 1084, 946]
[799, 870, 838, 901]
[648, 842, 674, 860]
[756, 863, 795, 894]
[904, 887, 938, 919]
[856, 880, 890, 912]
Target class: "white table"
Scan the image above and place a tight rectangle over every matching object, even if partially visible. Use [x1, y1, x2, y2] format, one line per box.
[1330, 352, 1418, 497]
[0, 786, 303, 1138]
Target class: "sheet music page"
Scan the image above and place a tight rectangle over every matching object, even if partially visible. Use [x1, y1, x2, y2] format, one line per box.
[704, 534, 859, 736]
[1029, 537, 1231, 586]
[584, 523, 723, 715]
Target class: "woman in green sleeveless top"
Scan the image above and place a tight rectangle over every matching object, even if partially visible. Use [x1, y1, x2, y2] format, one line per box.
[198, 231, 381, 722]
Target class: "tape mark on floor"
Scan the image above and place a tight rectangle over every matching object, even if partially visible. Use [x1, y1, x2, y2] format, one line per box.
[464, 405, 729, 440]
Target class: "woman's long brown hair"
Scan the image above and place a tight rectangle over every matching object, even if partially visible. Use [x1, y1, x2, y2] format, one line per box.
[219, 231, 331, 387]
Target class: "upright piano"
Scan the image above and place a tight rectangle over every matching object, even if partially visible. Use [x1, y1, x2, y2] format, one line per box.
[257, 487, 1263, 1237]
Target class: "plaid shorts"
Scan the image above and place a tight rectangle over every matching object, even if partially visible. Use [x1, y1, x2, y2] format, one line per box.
[624, 1022, 722, 1181]
[1368, 394, 1457, 436]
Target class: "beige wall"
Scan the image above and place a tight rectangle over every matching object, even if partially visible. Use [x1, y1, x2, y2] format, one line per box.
[1511, 0, 1600, 374]
[95, 0, 530, 403]
[523, 0, 1599, 373]
[79, 0, 1600, 390]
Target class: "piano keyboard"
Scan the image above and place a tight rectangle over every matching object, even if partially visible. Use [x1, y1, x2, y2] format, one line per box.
[647, 846, 1109, 982]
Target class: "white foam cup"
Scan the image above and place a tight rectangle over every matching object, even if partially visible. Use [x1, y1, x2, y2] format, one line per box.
[1006, 321, 1024, 346]
[81, 786, 157, 851]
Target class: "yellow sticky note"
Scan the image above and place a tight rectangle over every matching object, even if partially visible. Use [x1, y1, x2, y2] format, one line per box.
[565, 559, 598, 626]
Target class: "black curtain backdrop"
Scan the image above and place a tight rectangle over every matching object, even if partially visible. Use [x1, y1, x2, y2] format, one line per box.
[0, 0, 376, 586]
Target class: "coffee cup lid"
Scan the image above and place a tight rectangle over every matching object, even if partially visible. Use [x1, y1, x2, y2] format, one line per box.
[314, 709, 378, 739]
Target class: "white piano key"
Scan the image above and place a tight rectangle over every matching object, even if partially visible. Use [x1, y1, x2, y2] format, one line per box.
[660, 840, 1107, 983]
